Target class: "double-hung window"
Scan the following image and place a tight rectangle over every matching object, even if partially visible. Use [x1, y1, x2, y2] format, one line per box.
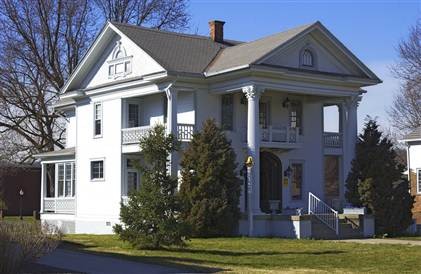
[221, 94, 234, 130]
[91, 160, 104, 180]
[126, 159, 140, 195]
[94, 103, 102, 137]
[289, 101, 302, 134]
[128, 104, 139, 128]
[57, 162, 75, 197]
[291, 162, 303, 200]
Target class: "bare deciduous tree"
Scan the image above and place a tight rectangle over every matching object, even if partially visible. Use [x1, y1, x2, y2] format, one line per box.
[94, 0, 189, 30]
[0, 0, 96, 162]
[389, 20, 421, 132]
[0, 0, 190, 163]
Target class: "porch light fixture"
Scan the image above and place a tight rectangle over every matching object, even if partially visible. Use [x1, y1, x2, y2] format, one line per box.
[19, 189, 24, 220]
[282, 97, 291, 108]
[284, 166, 292, 178]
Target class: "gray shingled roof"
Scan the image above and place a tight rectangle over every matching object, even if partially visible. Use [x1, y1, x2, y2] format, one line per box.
[34, 147, 75, 158]
[205, 23, 314, 75]
[404, 127, 421, 140]
[112, 22, 227, 74]
[112, 22, 316, 76]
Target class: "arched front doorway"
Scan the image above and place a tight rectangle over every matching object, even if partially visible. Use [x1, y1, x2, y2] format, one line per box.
[260, 151, 282, 213]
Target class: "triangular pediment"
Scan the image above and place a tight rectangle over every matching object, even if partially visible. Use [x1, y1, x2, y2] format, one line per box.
[62, 23, 165, 93]
[256, 23, 379, 81]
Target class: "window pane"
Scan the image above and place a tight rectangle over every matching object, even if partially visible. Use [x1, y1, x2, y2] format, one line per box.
[58, 164, 64, 197]
[259, 102, 268, 129]
[128, 104, 139, 128]
[221, 94, 233, 130]
[95, 104, 102, 120]
[127, 172, 138, 194]
[291, 163, 303, 200]
[115, 63, 124, 74]
[65, 163, 72, 197]
[91, 161, 104, 180]
[108, 65, 114, 76]
[72, 163, 76, 197]
[46, 164, 55, 198]
[289, 101, 302, 134]
[95, 120, 102, 136]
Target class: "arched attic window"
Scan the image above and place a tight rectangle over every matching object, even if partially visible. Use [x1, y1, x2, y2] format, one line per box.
[301, 48, 314, 67]
[108, 41, 133, 79]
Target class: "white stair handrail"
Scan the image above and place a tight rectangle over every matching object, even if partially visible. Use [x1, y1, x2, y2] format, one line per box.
[308, 192, 339, 235]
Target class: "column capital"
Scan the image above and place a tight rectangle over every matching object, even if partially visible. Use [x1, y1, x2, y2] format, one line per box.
[345, 95, 362, 109]
[242, 85, 264, 100]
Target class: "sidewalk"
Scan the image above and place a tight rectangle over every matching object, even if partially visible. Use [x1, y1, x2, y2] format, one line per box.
[337, 238, 421, 246]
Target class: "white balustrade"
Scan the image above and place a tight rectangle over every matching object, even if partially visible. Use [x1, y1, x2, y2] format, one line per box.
[122, 124, 195, 145]
[308, 192, 339, 235]
[323, 132, 342, 148]
[243, 125, 300, 144]
[177, 124, 195, 141]
[43, 197, 75, 214]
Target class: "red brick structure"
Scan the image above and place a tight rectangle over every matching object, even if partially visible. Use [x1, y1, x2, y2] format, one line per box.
[410, 171, 421, 224]
[0, 163, 41, 216]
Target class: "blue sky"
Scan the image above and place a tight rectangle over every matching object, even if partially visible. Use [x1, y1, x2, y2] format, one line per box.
[188, 0, 420, 132]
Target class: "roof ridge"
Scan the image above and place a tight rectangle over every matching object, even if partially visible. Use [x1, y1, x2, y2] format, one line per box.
[111, 21, 226, 43]
[228, 21, 317, 50]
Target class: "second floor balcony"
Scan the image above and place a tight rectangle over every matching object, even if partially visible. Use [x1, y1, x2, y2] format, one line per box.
[122, 123, 195, 145]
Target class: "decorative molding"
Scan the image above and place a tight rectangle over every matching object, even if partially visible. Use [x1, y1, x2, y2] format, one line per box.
[107, 41, 133, 80]
[242, 85, 264, 100]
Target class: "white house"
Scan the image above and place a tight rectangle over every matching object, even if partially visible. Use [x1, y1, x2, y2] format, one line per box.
[401, 127, 421, 226]
[36, 20, 381, 237]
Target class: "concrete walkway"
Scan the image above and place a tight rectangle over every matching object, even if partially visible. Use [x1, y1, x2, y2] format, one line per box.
[37, 248, 199, 274]
[337, 238, 421, 246]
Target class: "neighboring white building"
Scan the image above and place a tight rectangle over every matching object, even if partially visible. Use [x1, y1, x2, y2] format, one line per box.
[36, 20, 381, 237]
[401, 127, 421, 225]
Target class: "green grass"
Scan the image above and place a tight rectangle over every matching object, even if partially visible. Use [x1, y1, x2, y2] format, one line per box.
[63, 235, 421, 273]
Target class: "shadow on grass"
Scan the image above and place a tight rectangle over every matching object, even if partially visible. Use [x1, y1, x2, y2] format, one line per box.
[60, 241, 225, 273]
[60, 240, 347, 273]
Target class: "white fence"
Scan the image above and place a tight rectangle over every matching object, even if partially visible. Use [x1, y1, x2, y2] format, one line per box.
[243, 126, 300, 143]
[323, 132, 342, 148]
[43, 197, 75, 214]
[122, 124, 195, 144]
[308, 192, 339, 235]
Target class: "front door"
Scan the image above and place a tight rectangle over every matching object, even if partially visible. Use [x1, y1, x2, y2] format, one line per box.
[260, 151, 282, 213]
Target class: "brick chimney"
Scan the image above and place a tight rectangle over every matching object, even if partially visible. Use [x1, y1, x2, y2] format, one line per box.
[209, 20, 225, 43]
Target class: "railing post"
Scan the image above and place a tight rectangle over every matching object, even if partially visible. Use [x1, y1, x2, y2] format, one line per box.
[308, 192, 311, 214]
[269, 126, 272, 142]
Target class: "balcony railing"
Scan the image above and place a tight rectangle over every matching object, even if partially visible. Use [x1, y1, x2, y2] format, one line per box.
[122, 124, 195, 145]
[323, 132, 342, 148]
[242, 126, 300, 144]
[43, 197, 75, 214]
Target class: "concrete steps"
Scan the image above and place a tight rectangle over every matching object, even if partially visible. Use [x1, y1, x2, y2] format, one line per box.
[311, 215, 363, 239]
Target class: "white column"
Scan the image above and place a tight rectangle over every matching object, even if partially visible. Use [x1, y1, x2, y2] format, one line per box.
[242, 85, 264, 215]
[165, 87, 178, 177]
[40, 163, 45, 213]
[342, 96, 360, 203]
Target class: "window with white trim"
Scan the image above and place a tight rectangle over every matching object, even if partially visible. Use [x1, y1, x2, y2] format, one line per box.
[56, 162, 75, 197]
[221, 94, 234, 130]
[126, 159, 140, 195]
[128, 104, 140, 128]
[94, 103, 102, 137]
[291, 162, 303, 200]
[91, 160, 104, 180]
[108, 41, 133, 79]
[417, 169, 421, 194]
[301, 49, 314, 67]
[289, 101, 302, 134]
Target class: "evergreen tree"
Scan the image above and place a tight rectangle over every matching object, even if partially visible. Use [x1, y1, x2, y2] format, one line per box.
[179, 119, 240, 237]
[114, 125, 189, 249]
[345, 119, 414, 235]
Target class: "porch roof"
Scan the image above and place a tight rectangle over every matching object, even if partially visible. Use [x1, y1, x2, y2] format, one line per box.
[34, 147, 75, 159]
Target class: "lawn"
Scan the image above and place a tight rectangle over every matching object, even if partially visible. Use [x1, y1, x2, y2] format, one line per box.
[63, 235, 421, 273]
